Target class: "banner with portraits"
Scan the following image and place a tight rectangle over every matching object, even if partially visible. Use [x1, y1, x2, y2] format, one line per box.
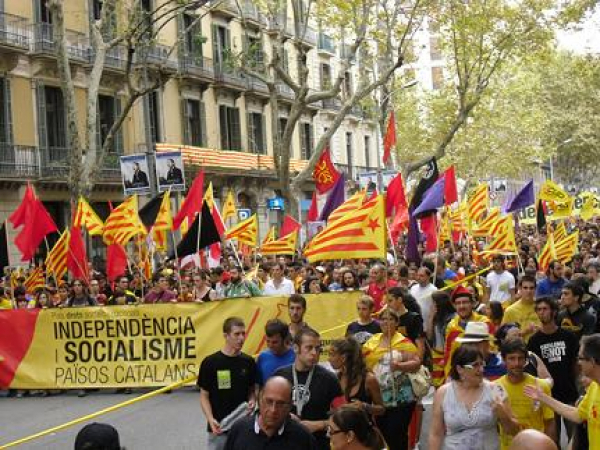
[156, 151, 186, 192]
[120, 154, 151, 196]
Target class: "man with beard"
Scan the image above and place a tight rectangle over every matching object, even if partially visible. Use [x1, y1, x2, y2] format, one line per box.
[495, 339, 555, 449]
[366, 263, 397, 313]
[288, 294, 309, 339]
[274, 327, 343, 450]
[199, 317, 257, 450]
[536, 260, 566, 299]
[224, 376, 316, 450]
[224, 266, 262, 298]
[528, 297, 579, 444]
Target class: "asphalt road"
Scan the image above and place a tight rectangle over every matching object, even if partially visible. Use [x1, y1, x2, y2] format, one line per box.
[0, 388, 434, 450]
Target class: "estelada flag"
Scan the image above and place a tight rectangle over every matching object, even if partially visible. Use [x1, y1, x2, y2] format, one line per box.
[221, 189, 237, 223]
[538, 234, 556, 272]
[327, 189, 366, 224]
[45, 229, 70, 281]
[304, 195, 386, 263]
[261, 230, 298, 256]
[225, 214, 258, 247]
[538, 179, 570, 204]
[313, 147, 341, 194]
[103, 195, 146, 245]
[73, 197, 104, 236]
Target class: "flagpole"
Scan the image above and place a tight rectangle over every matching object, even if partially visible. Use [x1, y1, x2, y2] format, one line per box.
[170, 230, 184, 296]
[386, 218, 398, 265]
[432, 212, 442, 287]
[228, 240, 245, 274]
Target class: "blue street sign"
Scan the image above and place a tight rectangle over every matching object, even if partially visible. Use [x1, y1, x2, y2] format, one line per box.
[267, 197, 285, 211]
[238, 208, 252, 220]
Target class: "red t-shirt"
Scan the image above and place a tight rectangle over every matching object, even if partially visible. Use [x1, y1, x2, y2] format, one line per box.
[367, 279, 398, 312]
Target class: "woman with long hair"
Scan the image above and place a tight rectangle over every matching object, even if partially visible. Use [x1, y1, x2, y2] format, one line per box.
[329, 337, 385, 417]
[66, 279, 97, 308]
[362, 309, 421, 450]
[328, 405, 386, 450]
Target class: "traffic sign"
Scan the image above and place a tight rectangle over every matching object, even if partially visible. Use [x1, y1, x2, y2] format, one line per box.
[238, 208, 251, 220]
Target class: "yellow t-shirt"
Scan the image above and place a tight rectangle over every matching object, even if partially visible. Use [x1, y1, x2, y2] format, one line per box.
[578, 381, 600, 450]
[495, 374, 554, 450]
[0, 297, 13, 309]
[362, 332, 418, 371]
[501, 300, 540, 342]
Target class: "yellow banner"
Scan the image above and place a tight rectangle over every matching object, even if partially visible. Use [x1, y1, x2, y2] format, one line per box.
[0, 293, 360, 389]
[538, 180, 570, 203]
[518, 194, 600, 224]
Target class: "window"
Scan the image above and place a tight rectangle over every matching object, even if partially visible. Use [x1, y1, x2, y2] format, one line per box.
[430, 36, 442, 61]
[183, 13, 202, 57]
[364, 136, 371, 168]
[300, 122, 313, 160]
[272, 45, 289, 72]
[246, 36, 264, 71]
[98, 95, 123, 153]
[212, 25, 231, 69]
[146, 90, 162, 144]
[248, 112, 265, 154]
[0, 78, 11, 145]
[219, 105, 241, 150]
[92, 0, 103, 21]
[343, 71, 353, 97]
[346, 132, 353, 178]
[431, 67, 443, 90]
[45, 86, 66, 148]
[183, 99, 205, 147]
[320, 63, 332, 90]
[38, 0, 52, 23]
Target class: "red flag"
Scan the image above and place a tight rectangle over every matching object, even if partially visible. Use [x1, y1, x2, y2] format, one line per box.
[281, 215, 301, 238]
[420, 215, 438, 253]
[390, 204, 409, 243]
[313, 148, 341, 194]
[107, 244, 128, 282]
[382, 111, 396, 165]
[9, 184, 36, 228]
[386, 172, 408, 217]
[209, 242, 221, 261]
[67, 226, 88, 281]
[443, 166, 458, 205]
[307, 191, 319, 221]
[173, 170, 204, 230]
[14, 199, 58, 261]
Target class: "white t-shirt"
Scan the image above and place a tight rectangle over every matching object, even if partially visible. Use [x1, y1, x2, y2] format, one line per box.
[263, 278, 295, 296]
[590, 278, 600, 296]
[486, 270, 515, 303]
[409, 283, 437, 325]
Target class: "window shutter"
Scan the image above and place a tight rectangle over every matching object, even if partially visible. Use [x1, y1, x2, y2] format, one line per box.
[246, 111, 254, 153]
[4, 78, 13, 145]
[219, 105, 228, 150]
[181, 98, 191, 145]
[95, 101, 102, 150]
[35, 80, 48, 150]
[177, 13, 185, 57]
[199, 101, 207, 147]
[212, 24, 219, 67]
[231, 108, 241, 151]
[114, 96, 123, 154]
[300, 123, 307, 160]
[145, 92, 156, 144]
[260, 114, 266, 154]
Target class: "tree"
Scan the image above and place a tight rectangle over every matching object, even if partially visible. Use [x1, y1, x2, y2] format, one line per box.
[395, 0, 568, 179]
[536, 51, 600, 189]
[233, 0, 431, 215]
[46, 0, 209, 204]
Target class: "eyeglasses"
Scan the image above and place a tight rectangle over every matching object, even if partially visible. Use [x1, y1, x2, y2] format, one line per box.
[461, 361, 484, 370]
[326, 425, 344, 438]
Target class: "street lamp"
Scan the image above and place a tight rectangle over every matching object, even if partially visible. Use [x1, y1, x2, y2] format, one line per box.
[374, 79, 418, 190]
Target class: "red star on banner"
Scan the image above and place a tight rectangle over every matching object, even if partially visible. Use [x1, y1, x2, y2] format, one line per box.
[368, 217, 380, 233]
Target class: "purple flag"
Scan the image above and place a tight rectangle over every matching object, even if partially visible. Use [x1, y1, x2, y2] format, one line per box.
[412, 176, 446, 217]
[405, 211, 422, 263]
[504, 180, 534, 213]
[319, 173, 346, 222]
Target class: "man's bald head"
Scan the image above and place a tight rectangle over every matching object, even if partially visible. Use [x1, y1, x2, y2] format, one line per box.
[509, 430, 557, 450]
[263, 376, 292, 399]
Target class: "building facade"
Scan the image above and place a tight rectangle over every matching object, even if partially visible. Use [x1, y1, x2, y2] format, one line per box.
[0, 0, 380, 266]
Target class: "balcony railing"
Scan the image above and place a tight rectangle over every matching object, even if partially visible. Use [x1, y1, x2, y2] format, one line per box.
[318, 32, 335, 54]
[242, 1, 265, 24]
[247, 77, 268, 93]
[214, 64, 248, 89]
[276, 82, 294, 99]
[31, 23, 89, 61]
[179, 54, 214, 79]
[210, 0, 237, 15]
[0, 143, 38, 178]
[0, 12, 30, 49]
[322, 97, 342, 111]
[88, 44, 128, 70]
[340, 44, 356, 62]
[300, 26, 317, 46]
[136, 43, 178, 69]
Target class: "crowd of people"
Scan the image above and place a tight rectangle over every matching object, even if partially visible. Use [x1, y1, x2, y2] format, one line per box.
[2, 220, 600, 449]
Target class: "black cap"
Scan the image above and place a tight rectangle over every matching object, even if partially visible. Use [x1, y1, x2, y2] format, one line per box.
[74, 423, 121, 450]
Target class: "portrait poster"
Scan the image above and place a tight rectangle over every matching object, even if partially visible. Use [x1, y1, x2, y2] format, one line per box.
[156, 151, 186, 192]
[120, 154, 151, 196]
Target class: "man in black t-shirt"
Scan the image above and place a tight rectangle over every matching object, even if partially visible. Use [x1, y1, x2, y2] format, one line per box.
[198, 317, 257, 450]
[387, 287, 425, 358]
[528, 297, 579, 444]
[345, 296, 382, 345]
[273, 327, 343, 450]
[556, 282, 596, 339]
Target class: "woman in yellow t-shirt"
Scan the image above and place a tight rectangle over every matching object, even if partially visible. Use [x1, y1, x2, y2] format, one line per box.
[362, 309, 420, 450]
[524, 334, 600, 450]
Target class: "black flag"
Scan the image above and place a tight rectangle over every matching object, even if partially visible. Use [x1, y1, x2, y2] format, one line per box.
[138, 193, 165, 229]
[174, 202, 221, 259]
[536, 199, 547, 233]
[0, 223, 9, 273]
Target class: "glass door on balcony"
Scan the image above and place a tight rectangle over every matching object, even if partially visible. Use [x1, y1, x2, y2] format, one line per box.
[212, 24, 230, 71]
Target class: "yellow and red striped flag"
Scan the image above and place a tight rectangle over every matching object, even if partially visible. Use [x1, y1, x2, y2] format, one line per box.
[204, 182, 215, 209]
[261, 229, 298, 255]
[538, 234, 557, 272]
[262, 226, 276, 246]
[482, 215, 517, 254]
[153, 190, 173, 232]
[553, 222, 567, 243]
[103, 195, 146, 245]
[23, 267, 45, 293]
[327, 189, 367, 224]
[73, 197, 104, 236]
[304, 195, 386, 263]
[225, 214, 258, 247]
[471, 207, 500, 237]
[468, 184, 489, 224]
[488, 215, 512, 238]
[45, 229, 70, 281]
[450, 202, 468, 234]
[221, 189, 237, 223]
[555, 230, 579, 264]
